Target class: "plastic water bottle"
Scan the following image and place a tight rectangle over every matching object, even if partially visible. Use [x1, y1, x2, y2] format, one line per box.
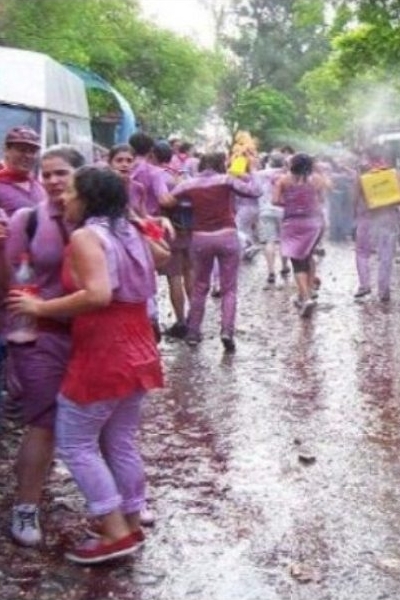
[7, 253, 38, 344]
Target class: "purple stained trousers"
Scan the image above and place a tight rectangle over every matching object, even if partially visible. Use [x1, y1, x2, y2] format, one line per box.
[355, 209, 398, 296]
[188, 229, 241, 337]
[56, 391, 146, 517]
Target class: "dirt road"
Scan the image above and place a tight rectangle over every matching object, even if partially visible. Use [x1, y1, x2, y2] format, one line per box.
[1, 241, 400, 600]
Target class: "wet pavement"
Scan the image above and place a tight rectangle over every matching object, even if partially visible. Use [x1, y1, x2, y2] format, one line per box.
[2, 240, 400, 599]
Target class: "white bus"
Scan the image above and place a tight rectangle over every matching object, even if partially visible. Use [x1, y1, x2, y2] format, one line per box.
[0, 47, 93, 161]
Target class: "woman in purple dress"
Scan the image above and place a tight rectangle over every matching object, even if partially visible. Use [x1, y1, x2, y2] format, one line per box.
[273, 153, 325, 317]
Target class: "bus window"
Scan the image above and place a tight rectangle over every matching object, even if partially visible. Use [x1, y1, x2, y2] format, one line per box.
[46, 118, 57, 146]
[60, 121, 70, 143]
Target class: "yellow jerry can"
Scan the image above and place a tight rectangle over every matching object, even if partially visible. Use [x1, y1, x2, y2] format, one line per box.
[228, 156, 248, 177]
[360, 168, 400, 209]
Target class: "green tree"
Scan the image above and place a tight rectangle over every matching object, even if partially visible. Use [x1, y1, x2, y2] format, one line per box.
[0, 0, 224, 138]
[298, 0, 400, 143]
[227, 85, 296, 148]
[206, 0, 333, 142]
[223, 0, 330, 91]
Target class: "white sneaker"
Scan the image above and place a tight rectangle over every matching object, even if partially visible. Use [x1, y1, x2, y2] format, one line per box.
[11, 504, 42, 546]
[140, 507, 155, 527]
[243, 245, 259, 261]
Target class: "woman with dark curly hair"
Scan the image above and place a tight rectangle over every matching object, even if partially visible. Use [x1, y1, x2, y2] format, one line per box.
[273, 153, 325, 317]
[8, 166, 163, 564]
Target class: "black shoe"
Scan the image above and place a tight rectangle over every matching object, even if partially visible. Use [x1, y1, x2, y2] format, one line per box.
[379, 293, 390, 302]
[221, 334, 236, 353]
[299, 299, 315, 318]
[280, 267, 290, 277]
[164, 322, 188, 339]
[211, 287, 221, 298]
[185, 332, 202, 347]
[354, 288, 371, 299]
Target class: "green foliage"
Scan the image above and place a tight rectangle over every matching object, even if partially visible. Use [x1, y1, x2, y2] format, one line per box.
[0, 0, 132, 69]
[218, 0, 332, 144]
[5, 0, 400, 149]
[293, 0, 400, 144]
[227, 85, 296, 147]
[223, 0, 330, 91]
[0, 0, 224, 140]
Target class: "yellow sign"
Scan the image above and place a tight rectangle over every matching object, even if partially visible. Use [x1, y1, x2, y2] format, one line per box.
[360, 168, 400, 209]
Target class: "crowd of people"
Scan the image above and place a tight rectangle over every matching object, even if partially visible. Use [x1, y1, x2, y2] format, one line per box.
[0, 124, 398, 565]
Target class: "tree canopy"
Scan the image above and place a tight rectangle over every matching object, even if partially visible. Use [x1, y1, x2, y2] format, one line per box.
[2, 0, 400, 150]
[0, 0, 225, 139]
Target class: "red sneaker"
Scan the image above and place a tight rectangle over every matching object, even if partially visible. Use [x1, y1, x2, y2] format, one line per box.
[65, 530, 145, 565]
[86, 511, 154, 536]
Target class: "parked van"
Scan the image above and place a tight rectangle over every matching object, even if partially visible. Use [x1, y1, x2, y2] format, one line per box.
[0, 47, 93, 161]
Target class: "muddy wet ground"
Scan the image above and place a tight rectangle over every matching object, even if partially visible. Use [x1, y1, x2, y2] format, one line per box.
[2, 240, 400, 599]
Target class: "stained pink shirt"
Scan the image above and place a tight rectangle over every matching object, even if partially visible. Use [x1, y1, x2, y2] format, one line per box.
[6, 200, 71, 300]
[0, 180, 45, 217]
[131, 158, 169, 216]
[127, 179, 146, 216]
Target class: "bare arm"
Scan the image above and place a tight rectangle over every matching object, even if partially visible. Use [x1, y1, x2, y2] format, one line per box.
[158, 192, 177, 208]
[272, 176, 285, 205]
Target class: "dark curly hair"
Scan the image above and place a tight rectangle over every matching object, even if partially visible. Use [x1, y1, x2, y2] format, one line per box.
[73, 166, 129, 223]
[129, 132, 154, 156]
[290, 152, 314, 179]
[152, 140, 172, 164]
[199, 152, 226, 174]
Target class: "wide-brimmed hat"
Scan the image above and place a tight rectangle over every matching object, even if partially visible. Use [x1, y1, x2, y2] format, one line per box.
[5, 127, 41, 148]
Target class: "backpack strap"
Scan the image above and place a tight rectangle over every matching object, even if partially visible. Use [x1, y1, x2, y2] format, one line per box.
[25, 207, 69, 246]
[25, 208, 38, 242]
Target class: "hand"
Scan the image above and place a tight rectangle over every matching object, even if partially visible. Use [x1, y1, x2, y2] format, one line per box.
[7, 289, 43, 316]
[158, 217, 176, 240]
[149, 216, 175, 240]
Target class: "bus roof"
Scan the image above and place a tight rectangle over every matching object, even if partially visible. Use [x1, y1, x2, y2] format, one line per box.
[0, 47, 90, 119]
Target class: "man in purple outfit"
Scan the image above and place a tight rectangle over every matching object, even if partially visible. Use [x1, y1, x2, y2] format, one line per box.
[0, 127, 46, 423]
[129, 132, 172, 216]
[171, 152, 262, 352]
[151, 140, 193, 339]
[354, 145, 399, 302]
[128, 133, 175, 342]
[0, 126, 46, 215]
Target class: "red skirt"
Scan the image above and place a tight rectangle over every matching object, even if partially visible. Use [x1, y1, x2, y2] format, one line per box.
[61, 301, 163, 404]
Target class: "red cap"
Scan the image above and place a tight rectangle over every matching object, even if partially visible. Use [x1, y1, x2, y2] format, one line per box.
[5, 127, 41, 148]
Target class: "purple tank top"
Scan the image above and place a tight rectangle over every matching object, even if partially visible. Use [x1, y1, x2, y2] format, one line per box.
[86, 217, 156, 302]
[282, 182, 321, 219]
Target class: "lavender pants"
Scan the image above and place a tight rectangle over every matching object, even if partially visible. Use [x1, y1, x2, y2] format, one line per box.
[355, 209, 398, 295]
[188, 229, 241, 337]
[56, 391, 146, 517]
